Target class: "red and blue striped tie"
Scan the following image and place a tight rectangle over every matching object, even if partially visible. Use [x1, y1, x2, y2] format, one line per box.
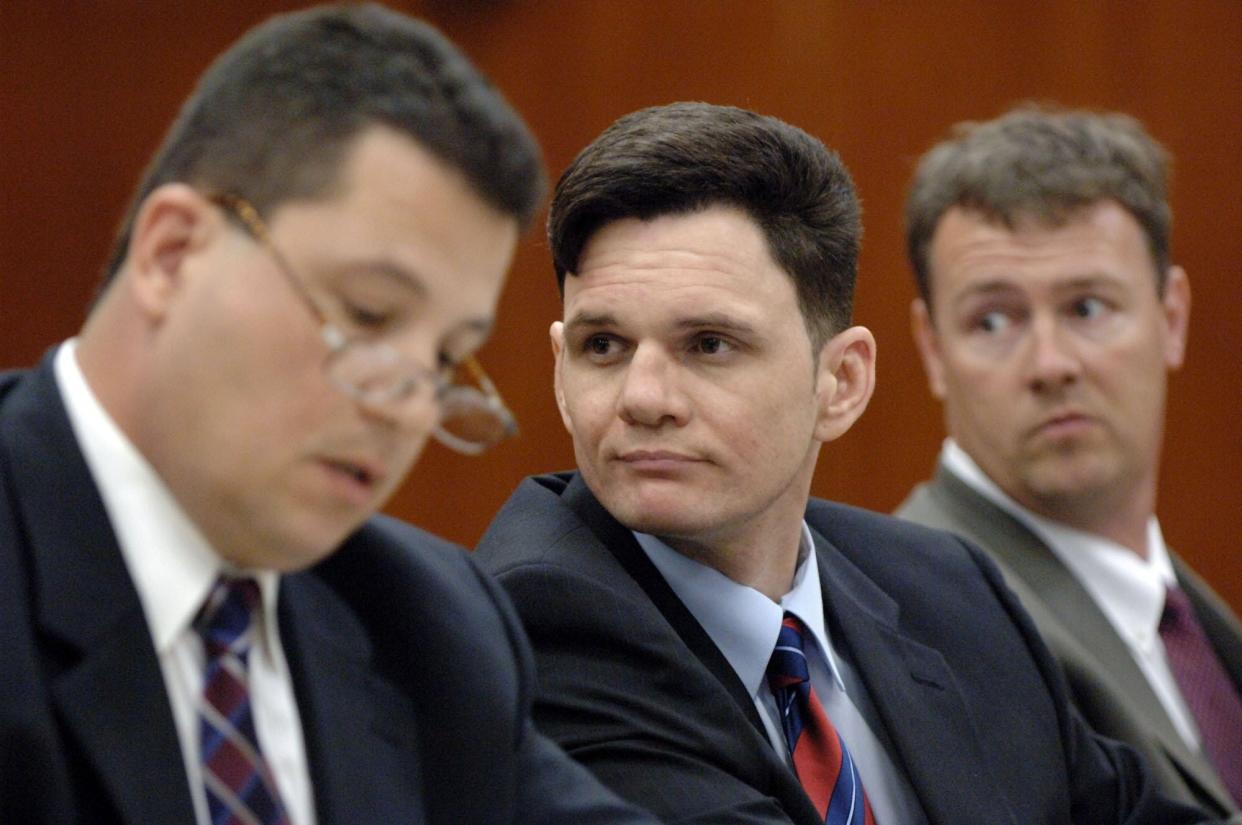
[195, 576, 291, 825]
[767, 612, 877, 825]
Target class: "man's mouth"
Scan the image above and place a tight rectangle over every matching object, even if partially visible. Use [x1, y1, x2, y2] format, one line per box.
[324, 457, 384, 489]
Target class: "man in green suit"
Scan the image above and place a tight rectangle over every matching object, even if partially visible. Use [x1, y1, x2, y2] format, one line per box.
[898, 104, 1242, 818]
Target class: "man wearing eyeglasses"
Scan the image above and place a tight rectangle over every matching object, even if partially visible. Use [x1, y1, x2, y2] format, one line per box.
[0, 6, 656, 825]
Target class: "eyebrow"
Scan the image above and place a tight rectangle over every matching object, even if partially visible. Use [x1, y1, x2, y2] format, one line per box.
[333, 260, 494, 351]
[952, 272, 1126, 305]
[950, 280, 1020, 305]
[334, 258, 431, 301]
[563, 310, 620, 332]
[563, 310, 759, 337]
[672, 312, 759, 337]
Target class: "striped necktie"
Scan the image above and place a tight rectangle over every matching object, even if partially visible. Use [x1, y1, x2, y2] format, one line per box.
[194, 576, 291, 825]
[767, 612, 876, 825]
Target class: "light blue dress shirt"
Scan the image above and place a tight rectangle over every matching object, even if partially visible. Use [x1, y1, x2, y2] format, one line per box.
[634, 524, 922, 823]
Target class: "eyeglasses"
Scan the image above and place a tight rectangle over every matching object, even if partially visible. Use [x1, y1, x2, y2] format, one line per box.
[210, 193, 517, 455]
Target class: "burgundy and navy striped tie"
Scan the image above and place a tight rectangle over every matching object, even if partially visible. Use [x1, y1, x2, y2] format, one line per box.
[194, 576, 291, 825]
[767, 612, 876, 825]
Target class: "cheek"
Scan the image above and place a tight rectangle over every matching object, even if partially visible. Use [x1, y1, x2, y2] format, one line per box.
[560, 377, 612, 441]
[725, 385, 810, 457]
[381, 437, 430, 497]
[944, 361, 1011, 411]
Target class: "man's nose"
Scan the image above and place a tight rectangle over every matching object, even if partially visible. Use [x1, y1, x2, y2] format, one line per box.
[617, 344, 691, 428]
[1024, 313, 1082, 393]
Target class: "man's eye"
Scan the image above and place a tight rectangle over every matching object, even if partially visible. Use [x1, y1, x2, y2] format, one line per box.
[586, 335, 614, 355]
[344, 302, 392, 329]
[694, 335, 732, 355]
[437, 354, 459, 381]
[1071, 296, 1107, 320]
[976, 311, 1012, 334]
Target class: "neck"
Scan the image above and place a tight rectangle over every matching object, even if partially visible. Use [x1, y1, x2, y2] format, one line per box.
[1025, 484, 1155, 559]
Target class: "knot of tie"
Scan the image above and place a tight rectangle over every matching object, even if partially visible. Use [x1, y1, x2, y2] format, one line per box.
[195, 576, 261, 660]
[768, 612, 812, 691]
[1159, 584, 1193, 634]
[767, 613, 814, 756]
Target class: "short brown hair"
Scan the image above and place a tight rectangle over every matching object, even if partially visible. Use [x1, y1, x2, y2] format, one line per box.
[906, 104, 1171, 306]
[549, 102, 861, 347]
[102, 3, 544, 288]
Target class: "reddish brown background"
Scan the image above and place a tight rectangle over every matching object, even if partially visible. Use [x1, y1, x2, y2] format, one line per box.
[3, 2, 1240, 612]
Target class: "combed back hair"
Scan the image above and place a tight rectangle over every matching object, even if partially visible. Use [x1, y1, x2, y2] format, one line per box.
[548, 102, 861, 347]
[906, 104, 1172, 305]
[102, 2, 544, 286]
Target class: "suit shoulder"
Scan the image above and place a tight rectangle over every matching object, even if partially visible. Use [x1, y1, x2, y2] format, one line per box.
[0, 368, 25, 398]
[475, 473, 588, 572]
[360, 513, 466, 558]
[807, 496, 975, 558]
[315, 514, 495, 609]
[893, 481, 945, 526]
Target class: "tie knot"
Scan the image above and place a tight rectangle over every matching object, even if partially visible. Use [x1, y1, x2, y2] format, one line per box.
[1160, 585, 1193, 633]
[767, 612, 811, 690]
[195, 576, 261, 659]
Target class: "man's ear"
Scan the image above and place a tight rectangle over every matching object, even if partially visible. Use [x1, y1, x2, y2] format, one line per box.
[911, 298, 947, 400]
[125, 183, 216, 320]
[549, 320, 573, 433]
[813, 325, 876, 443]
[1161, 265, 1191, 370]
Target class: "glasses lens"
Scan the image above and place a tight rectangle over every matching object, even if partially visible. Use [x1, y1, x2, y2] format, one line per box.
[438, 388, 516, 450]
[327, 344, 423, 404]
[327, 343, 516, 453]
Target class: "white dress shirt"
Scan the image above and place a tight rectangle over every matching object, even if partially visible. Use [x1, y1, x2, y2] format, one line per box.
[54, 340, 317, 825]
[942, 438, 1202, 749]
[635, 525, 922, 824]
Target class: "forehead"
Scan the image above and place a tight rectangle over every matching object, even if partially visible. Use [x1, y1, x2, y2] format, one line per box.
[564, 206, 796, 320]
[928, 201, 1158, 304]
[270, 127, 518, 322]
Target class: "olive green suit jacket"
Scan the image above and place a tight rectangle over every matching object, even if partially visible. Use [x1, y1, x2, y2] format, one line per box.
[898, 463, 1242, 819]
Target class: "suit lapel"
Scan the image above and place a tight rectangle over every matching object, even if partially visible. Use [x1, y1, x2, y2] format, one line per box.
[562, 474, 767, 734]
[280, 570, 424, 825]
[926, 467, 1235, 810]
[3, 357, 195, 824]
[561, 475, 823, 823]
[929, 469, 1177, 714]
[812, 530, 1014, 825]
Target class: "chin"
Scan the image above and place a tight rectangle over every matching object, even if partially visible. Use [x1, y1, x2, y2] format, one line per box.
[270, 521, 359, 572]
[605, 498, 709, 540]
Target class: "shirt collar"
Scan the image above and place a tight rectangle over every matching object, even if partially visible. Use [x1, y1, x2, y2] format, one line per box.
[54, 340, 282, 656]
[633, 522, 847, 702]
[941, 438, 1175, 649]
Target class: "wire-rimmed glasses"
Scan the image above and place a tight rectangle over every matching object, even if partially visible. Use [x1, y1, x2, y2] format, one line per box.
[210, 193, 517, 455]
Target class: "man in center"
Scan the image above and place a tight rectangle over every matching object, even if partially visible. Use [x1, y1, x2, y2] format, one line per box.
[475, 102, 1221, 824]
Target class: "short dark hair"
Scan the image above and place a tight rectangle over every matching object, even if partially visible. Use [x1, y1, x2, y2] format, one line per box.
[102, 2, 544, 285]
[906, 104, 1171, 306]
[548, 102, 861, 346]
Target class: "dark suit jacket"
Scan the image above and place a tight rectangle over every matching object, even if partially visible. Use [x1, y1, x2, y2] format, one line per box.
[898, 462, 1242, 817]
[475, 471, 1225, 825]
[0, 356, 655, 825]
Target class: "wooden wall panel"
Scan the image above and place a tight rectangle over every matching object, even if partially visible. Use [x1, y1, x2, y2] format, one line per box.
[3, 2, 1239, 611]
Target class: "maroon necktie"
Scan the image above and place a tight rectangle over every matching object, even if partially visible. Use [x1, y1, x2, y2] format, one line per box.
[1159, 585, 1242, 805]
[195, 576, 291, 825]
